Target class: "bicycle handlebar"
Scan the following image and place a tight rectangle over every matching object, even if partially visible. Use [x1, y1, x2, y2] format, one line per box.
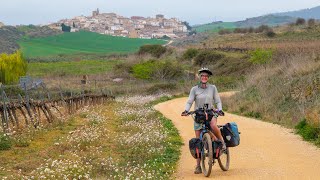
[182, 109, 225, 116]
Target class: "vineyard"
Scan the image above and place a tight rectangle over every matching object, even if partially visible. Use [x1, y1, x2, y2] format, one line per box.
[0, 81, 114, 134]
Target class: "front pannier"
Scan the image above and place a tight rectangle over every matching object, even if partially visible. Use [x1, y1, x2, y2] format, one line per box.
[189, 138, 202, 159]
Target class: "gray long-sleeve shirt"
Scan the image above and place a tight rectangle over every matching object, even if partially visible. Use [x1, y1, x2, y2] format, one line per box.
[185, 84, 222, 111]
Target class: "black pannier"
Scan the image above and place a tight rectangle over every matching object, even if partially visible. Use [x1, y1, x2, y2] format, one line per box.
[189, 138, 202, 159]
[195, 109, 215, 124]
[212, 140, 223, 159]
[221, 122, 240, 147]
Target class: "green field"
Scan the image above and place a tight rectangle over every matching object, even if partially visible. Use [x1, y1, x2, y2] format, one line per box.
[27, 59, 121, 77]
[193, 22, 237, 33]
[19, 31, 166, 58]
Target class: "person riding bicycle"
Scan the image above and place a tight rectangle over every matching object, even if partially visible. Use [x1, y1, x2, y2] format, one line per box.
[181, 67, 226, 174]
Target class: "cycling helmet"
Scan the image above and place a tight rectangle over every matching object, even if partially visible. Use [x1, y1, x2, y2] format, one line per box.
[198, 67, 213, 76]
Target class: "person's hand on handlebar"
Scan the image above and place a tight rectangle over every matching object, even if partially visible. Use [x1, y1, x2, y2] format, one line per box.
[217, 110, 225, 116]
[181, 110, 189, 116]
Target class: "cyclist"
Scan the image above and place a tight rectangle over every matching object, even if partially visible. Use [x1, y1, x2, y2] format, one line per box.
[181, 67, 226, 174]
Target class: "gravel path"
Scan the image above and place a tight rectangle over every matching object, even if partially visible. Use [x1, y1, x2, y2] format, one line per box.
[154, 93, 320, 179]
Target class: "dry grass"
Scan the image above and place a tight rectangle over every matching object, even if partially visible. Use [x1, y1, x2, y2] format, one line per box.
[224, 53, 320, 127]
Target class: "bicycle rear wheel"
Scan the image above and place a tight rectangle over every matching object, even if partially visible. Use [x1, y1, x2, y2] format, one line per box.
[201, 133, 213, 177]
[218, 147, 230, 171]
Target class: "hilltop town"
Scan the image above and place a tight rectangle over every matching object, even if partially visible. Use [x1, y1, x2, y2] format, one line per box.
[49, 9, 190, 39]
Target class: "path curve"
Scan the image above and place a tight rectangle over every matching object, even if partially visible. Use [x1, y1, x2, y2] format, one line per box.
[154, 93, 320, 179]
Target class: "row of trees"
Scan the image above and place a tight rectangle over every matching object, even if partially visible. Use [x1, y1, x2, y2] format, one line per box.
[0, 51, 27, 84]
[294, 18, 317, 27]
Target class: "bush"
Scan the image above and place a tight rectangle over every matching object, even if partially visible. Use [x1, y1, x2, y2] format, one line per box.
[296, 18, 306, 26]
[132, 60, 183, 80]
[295, 119, 319, 141]
[193, 50, 225, 66]
[308, 19, 316, 27]
[218, 29, 231, 35]
[0, 133, 12, 151]
[254, 25, 271, 33]
[265, 30, 276, 37]
[248, 48, 273, 69]
[233, 28, 248, 34]
[0, 51, 27, 84]
[138, 44, 167, 58]
[113, 61, 134, 76]
[182, 48, 199, 61]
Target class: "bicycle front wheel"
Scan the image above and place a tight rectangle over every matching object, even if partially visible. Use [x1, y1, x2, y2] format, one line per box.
[201, 133, 213, 177]
[218, 147, 230, 171]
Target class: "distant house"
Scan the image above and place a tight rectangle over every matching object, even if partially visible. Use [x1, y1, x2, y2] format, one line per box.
[0, 22, 4, 28]
[92, 8, 100, 17]
[156, 14, 164, 19]
[129, 30, 139, 38]
[70, 28, 79, 32]
[131, 16, 144, 20]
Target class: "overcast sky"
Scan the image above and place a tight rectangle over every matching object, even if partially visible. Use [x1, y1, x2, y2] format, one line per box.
[0, 0, 319, 25]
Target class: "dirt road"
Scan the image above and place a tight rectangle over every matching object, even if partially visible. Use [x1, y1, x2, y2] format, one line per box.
[154, 94, 320, 179]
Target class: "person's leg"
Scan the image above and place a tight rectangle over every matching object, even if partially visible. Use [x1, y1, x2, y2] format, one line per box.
[195, 130, 201, 166]
[194, 130, 202, 174]
[210, 118, 224, 143]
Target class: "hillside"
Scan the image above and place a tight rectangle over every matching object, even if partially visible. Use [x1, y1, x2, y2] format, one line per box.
[18, 31, 166, 58]
[193, 22, 236, 33]
[273, 5, 320, 19]
[192, 15, 295, 33]
[0, 25, 61, 54]
[235, 15, 296, 27]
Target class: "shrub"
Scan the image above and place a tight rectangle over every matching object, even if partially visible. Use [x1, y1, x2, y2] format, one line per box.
[233, 28, 248, 34]
[265, 30, 276, 37]
[218, 29, 231, 35]
[307, 19, 316, 27]
[248, 48, 273, 69]
[296, 18, 306, 26]
[248, 27, 255, 33]
[0, 51, 27, 84]
[153, 60, 183, 80]
[182, 48, 199, 61]
[132, 61, 155, 79]
[254, 25, 271, 33]
[0, 133, 12, 151]
[138, 44, 167, 58]
[295, 119, 319, 141]
[132, 60, 183, 80]
[193, 50, 225, 66]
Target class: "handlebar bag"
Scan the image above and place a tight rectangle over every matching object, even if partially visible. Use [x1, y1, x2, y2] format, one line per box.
[195, 109, 214, 123]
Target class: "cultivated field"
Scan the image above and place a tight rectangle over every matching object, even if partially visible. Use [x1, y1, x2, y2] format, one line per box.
[19, 31, 166, 58]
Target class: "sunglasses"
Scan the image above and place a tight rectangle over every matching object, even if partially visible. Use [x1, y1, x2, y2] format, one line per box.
[201, 75, 209, 78]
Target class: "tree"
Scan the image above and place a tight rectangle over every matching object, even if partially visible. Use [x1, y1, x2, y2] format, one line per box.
[61, 23, 71, 32]
[308, 19, 316, 27]
[0, 51, 27, 84]
[182, 21, 192, 31]
[72, 22, 76, 28]
[296, 18, 306, 26]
